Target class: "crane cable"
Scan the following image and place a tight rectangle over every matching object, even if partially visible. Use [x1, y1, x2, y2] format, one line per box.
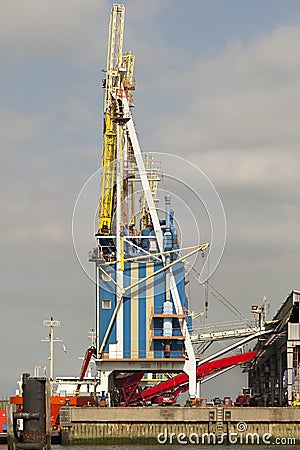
[190, 265, 255, 328]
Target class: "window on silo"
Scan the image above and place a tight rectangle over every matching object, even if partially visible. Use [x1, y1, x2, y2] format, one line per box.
[102, 300, 112, 309]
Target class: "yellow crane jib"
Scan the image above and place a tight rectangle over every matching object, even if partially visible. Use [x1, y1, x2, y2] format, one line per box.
[98, 4, 135, 234]
[98, 113, 117, 233]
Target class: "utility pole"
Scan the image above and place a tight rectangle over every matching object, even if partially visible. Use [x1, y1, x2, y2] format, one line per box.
[88, 328, 96, 347]
[41, 317, 62, 381]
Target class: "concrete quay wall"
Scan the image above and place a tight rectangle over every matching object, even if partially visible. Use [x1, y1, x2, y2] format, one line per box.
[60, 406, 300, 445]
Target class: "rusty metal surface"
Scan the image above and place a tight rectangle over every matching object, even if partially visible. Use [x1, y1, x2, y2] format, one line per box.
[23, 428, 46, 444]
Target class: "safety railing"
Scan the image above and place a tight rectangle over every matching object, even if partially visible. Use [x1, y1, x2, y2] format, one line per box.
[151, 306, 186, 316]
[101, 350, 185, 359]
[152, 328, 186, 339]
[190, 319, 259, 335]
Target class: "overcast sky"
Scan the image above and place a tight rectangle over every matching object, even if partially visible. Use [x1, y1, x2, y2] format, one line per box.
[1, 0, 300, 399]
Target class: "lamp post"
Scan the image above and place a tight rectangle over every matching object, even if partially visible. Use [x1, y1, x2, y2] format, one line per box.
[41, 317, 62, 381]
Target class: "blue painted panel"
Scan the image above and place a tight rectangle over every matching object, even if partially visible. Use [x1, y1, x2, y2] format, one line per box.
[123, 262, 131, 358]
[98, 265, 116, 352]
[97, 258, 188, 359]
[153, 262, 165, 358]
[153, 261, 165, 312]
[172, 262, 185, 303]
[138, 263, 146, 358]
[154, 339, 164, 359]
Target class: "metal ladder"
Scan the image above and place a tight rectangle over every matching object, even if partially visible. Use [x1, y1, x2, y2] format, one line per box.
[216, 406, 224, 438]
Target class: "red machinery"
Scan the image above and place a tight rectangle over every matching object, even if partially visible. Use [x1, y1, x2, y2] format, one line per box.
[0, 410, 6, 433]
[116, 350, 257, 406]
[76, 346, 96, 393]
[234, 387, 254, 406]
[114, 372, 145, 406]
[223, 396, 233, 407]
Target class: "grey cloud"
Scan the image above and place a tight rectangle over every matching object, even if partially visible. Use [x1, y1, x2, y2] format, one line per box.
[0, 0, 170, 65]
[0, 0, 107, 63]
[147, 25, 300, 152]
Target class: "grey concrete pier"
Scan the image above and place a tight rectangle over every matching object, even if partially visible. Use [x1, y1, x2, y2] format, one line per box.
[60, 406, 300, 445]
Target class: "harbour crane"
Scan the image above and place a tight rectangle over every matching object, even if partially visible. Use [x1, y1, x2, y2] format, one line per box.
[89, 3, 259, 405]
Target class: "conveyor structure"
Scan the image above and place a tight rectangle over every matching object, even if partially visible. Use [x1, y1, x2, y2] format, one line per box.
[115, 350, 257, 406]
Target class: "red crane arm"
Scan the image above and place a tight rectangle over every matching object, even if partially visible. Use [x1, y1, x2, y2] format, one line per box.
[76, 346, 96, 393]
[141, 350, 257, 402]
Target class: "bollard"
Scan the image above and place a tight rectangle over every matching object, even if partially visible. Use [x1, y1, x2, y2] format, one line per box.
[10, 373, 51, 450]
[6, 403, 16, 450]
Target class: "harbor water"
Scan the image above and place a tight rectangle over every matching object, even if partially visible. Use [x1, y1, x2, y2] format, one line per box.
[0, 445, 297, 449]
